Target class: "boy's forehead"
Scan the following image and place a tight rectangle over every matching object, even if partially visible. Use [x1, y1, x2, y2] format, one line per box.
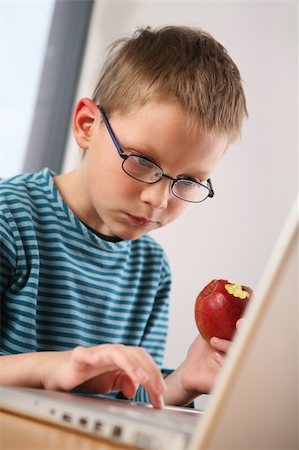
[110, 99, 200, 136]
[111, 100, 228, 145]
[108, 99, 231, 143]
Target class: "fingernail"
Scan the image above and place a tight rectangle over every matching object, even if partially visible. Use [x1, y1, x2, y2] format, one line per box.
[157, 396, 164, 409]
[211, 337, 220, 345]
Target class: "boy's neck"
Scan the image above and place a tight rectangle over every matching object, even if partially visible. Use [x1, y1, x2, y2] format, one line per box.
[53, 169, 122, 241]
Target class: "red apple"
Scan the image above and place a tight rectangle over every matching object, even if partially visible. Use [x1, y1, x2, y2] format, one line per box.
[194, 279, 253, 342]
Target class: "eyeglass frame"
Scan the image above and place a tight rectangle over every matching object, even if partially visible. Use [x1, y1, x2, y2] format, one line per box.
[98, 106, 215, 203]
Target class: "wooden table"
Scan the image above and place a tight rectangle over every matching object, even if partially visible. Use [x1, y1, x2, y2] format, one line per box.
[0, 410, 129, 450]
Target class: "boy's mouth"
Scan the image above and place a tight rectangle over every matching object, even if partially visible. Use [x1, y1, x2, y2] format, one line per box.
[127, 214, 156, 227]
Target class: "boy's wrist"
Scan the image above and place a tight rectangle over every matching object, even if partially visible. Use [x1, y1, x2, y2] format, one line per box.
[163, 363, 198, 406]
[0, 352, 48, 388]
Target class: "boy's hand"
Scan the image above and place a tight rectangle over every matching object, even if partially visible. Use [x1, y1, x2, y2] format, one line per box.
[164, 318, 244, 405]
[180, 333, 230, 396]
[40, 344, 166, 409]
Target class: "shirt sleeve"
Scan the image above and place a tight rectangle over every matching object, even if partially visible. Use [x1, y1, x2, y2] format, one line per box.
[138, 251, 171, 368]
[0, 212, 17, 297]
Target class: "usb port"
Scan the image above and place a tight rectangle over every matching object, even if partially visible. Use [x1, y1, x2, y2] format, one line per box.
[62, 413, 72, 423]
[112, 425, 122, 438]
[79, 417, 88, 427]
[94, 420, 103, 432]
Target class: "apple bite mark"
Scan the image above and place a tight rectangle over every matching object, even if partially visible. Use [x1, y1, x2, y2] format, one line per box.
[224, 283, 250, 300]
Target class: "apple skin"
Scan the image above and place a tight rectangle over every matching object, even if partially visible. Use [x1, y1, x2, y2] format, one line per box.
[194, 279, 253, 342]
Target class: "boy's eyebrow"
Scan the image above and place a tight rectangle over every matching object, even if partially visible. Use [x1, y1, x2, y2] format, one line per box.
[121, 138, 157, 156]
[119, 137, 162, 162]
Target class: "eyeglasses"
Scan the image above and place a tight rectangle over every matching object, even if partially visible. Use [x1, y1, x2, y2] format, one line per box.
[98, 106, 214, 203]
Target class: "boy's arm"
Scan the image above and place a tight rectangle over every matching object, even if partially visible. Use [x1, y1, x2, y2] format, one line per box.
[0, 353, 48, 387]
[0, 345, 167, 409]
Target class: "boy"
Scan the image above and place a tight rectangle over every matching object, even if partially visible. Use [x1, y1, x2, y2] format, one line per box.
[0, 26, 247, 409]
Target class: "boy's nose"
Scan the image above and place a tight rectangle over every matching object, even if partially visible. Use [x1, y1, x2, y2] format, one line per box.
[140, 178, 171, 209]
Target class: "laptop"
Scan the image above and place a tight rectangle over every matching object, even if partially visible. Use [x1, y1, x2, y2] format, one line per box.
[0, 196, 298, 450]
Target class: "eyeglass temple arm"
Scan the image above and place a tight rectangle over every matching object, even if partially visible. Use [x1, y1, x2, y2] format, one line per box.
[98, 106, 126, 158]
[207, 179, 214, 198]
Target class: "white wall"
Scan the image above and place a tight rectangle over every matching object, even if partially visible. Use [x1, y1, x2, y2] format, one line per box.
[62, 0, 298, 403]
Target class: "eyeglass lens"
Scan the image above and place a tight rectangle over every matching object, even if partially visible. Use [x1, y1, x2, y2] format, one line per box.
[122, 155, 210, 202]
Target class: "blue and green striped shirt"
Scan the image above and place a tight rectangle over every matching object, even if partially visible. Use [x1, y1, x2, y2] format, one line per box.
[0, 168, 171, 402]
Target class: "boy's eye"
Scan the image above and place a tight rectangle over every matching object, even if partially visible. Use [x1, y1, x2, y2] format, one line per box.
[177, 177, 198, 189]
[137, 156, 156, 169]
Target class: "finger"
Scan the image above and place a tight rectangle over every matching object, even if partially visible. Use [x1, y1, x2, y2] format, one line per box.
[129, 350, 166, 408]
[236, 318, 246, 330]
[106, 346, 152, 387]
[148, 391, 165, 409]
[210, 337, 230, 353]
[75, 344, 166, 408]
[137, 365, 166, 409]
[115, 373, 139, 399]
[109, 346, 166, 409]
[213, 351, 224, 366]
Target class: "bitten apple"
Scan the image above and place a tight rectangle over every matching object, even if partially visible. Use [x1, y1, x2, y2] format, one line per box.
[194, 279, 253, 342]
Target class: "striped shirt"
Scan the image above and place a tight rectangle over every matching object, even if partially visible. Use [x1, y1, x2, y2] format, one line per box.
[0, 168, 171, 402]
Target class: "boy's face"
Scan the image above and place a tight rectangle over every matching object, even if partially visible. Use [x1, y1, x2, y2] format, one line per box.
[71, 99, 228, 240]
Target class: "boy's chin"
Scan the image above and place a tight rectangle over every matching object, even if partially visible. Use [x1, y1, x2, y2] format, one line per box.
[116, 229, 148, 241]
[112, 224, 151, 241]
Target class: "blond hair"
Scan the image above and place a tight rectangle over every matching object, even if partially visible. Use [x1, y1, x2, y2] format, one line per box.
[92, 26, 247, 141]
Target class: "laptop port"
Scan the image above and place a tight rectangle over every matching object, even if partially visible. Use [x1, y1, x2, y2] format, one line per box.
[94, 421, 103, 431]
[62, 413, 72, 423]
[112, 425, 122, 438]
[79, 417, 88, 427]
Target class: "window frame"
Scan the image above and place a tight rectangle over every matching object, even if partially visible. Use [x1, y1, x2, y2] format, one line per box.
[23, 0, 94, 174]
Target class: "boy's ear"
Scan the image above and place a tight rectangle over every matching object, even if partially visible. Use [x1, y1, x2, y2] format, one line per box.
[72, 98, 99, 149]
